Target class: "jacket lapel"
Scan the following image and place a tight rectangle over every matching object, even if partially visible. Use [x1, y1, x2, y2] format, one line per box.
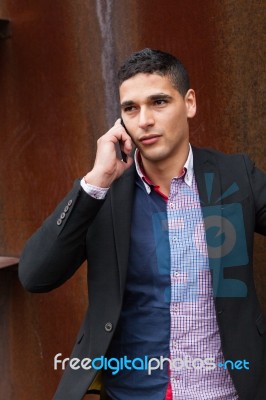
[193, 146, 222, 206]
[110, 165, 135, 299]
[193, 147, 223, 298]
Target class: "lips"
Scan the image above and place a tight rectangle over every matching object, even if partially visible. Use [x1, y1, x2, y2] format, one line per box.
[139, 134, 161, 145]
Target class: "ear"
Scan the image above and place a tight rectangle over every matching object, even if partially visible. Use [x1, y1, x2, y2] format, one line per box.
[185, 89, 196, 118]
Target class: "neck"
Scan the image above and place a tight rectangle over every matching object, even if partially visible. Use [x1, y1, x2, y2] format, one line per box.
[140, 143, 190, 197]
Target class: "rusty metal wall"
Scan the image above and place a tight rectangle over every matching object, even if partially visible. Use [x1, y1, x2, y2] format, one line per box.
[0, 1, 265, 399]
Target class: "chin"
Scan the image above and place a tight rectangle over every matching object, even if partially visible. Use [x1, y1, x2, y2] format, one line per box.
[141, 150, 168, 163]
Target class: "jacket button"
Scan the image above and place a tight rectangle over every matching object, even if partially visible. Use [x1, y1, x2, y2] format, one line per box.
[60, 212, 66, 219]
[64, 205, 69, 213]
[104, 322, 113, 332]
[57, 219, 62, 226]
[68, 199, 73, 207]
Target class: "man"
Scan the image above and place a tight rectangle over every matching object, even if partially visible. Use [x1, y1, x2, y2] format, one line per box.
[19, 49, 266, 400]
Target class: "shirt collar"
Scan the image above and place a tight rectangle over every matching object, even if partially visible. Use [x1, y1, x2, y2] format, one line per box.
[134, 144, 194, 194]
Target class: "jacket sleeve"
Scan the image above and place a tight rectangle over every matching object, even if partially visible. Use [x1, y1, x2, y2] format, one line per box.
[18, 180, 105, 293]
[244, 155, 266, 236]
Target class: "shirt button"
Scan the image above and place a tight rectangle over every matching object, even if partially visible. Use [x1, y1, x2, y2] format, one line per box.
[169, 202, 175, 209]
[172, 375, 180, 381]
[104, 322, 113, 332]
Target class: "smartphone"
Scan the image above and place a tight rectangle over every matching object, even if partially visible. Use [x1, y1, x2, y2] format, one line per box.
[121, 118, 129, 134]
[120, 118, 128, 163]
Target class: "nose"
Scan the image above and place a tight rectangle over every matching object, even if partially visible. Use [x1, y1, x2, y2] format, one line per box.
[138, 107, 155, 130]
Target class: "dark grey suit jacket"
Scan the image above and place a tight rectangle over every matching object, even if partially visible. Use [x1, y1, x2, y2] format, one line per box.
[19, 147, 266, 400]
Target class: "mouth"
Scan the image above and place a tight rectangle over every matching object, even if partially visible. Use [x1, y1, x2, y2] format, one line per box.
[139, 134, 162, 145]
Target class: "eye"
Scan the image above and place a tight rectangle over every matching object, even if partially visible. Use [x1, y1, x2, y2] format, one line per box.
[124, 105, 137, 113]
[154, 98, 168, 106]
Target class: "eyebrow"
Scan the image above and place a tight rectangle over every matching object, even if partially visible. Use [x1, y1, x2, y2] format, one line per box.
[120, 100, 135, 109]
[120, 93, 173, 108]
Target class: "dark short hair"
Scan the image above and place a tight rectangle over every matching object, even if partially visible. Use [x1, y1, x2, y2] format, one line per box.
[117, 48, 190, 96]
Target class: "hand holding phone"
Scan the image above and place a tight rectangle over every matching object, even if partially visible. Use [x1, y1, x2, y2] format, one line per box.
[84, 119, 133, 188]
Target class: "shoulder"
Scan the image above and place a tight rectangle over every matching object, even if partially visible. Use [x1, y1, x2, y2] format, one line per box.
[192, 145, 248, 160]
[191, 145, 254, 170]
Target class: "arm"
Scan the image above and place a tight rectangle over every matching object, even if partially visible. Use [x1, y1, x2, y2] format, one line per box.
[19, 119, 133, 292]
[19, 181, 104, 292]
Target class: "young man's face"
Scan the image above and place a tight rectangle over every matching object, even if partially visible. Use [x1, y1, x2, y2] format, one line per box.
[119, 73, 196, 166]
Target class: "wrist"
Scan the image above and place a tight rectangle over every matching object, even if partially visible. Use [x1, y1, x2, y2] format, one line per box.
[84, 170, 112, 188]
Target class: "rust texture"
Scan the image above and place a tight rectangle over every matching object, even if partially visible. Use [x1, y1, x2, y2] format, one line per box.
[0, 1, 265, 398]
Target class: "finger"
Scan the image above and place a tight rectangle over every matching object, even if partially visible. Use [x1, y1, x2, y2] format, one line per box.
[123, 137, 133, 153]
[119, 132, 132, 153]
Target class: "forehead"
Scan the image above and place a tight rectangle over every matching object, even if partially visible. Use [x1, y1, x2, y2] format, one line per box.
[119, 73, 178, 103]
